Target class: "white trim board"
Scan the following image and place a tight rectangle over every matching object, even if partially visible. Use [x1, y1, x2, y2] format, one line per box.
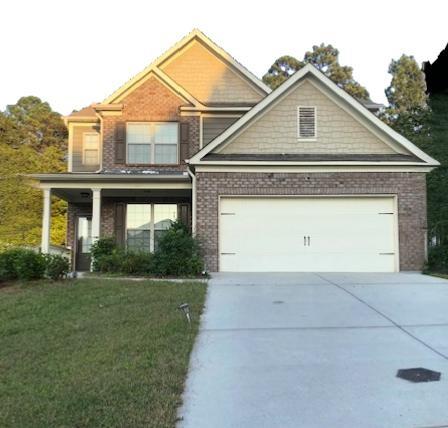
[188, 64, 439, 167]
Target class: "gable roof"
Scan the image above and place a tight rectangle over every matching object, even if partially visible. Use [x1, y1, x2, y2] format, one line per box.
[188, 64, 439, 166]
[102, 29, 271, 105]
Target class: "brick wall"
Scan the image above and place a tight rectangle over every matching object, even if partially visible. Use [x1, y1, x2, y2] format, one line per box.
[102, 75, 199, 170]
[196, 171, 427, 272]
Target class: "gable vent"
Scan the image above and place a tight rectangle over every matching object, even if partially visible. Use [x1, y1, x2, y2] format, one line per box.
[298, 106, 316, 139]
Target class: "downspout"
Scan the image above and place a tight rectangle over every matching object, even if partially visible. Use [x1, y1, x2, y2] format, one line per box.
[94, 110, 104, 173]
[187, 165, 196, 235]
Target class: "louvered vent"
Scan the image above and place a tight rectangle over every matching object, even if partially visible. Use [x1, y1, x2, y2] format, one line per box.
[298, 107, 316, 139]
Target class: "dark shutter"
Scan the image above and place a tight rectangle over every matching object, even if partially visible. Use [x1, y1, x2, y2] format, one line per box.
[115, 203, 126, 247]
[178, 203, 191, 231]
[179, 122, 189, 163]
[115, 122, 126, 163]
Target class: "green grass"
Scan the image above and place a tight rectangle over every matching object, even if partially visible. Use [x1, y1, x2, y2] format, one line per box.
[0, 279, 207, 428]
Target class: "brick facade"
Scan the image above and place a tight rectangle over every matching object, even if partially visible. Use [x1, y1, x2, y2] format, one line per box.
[195, 171, 427, 272]
[102, 75, 200, 171]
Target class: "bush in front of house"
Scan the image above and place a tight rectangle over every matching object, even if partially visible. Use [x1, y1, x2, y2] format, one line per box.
[91, 222, 204, 277]
[426, 244, 448, 273]
[90, 237, 117, 271]
[120, 252, 154, 275]
[0, 248, 46, 281]
[0, 249, 70, 282]
[152, 221, 203, 277]
[45, 254, 70, 280]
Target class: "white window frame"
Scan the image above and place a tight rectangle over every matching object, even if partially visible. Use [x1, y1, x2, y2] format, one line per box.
[125, 203, 178, 253]
[126, 122, 179, 165]
[297, 106, 317, 141]
[82, 132, 100, 165]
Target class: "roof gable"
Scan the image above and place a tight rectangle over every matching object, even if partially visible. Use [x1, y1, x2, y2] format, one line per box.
[160, 38, 264, 104]
[102, 29, 270, 105]
[218, 78, 404, 156]
[189, 64, 439, 166]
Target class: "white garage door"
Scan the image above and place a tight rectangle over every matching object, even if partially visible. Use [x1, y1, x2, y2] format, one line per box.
[219, 197, 398, 272]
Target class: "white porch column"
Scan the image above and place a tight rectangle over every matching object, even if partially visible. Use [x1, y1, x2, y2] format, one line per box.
[41, 188, 51, 253]
[91, 188, 101, 242]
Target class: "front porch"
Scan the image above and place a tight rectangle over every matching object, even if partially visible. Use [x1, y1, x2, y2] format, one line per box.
[33, 173, 193, 271]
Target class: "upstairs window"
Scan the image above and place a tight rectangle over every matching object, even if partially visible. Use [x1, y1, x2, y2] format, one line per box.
[127, 122, 178, 164]
[83, 133, 99, 165]
[297, 107, 316, 139]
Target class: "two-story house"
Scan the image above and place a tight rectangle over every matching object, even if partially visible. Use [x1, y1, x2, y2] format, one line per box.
[32, 29, 439, 273]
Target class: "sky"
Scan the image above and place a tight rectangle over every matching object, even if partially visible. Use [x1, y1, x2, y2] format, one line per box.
[1, 0, 447, 115]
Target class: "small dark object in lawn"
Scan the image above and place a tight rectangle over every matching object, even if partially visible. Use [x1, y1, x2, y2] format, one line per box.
[396, 367, 441, 383]
[178, 303, 191, 325]
[273, 301, 284, 304]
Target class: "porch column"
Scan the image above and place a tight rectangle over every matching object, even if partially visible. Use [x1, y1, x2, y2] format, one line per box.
[91, 188, 101, 242]
[41, 188, 51, 253]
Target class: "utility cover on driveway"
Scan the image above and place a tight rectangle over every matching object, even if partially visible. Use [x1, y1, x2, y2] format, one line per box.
[397, 367, 442, 383]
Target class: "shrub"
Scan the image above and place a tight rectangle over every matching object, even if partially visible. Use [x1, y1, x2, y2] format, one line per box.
[426, 245, 448, 273]
[91, 237, 117, 271]
[121, 252, 154, 275]
[152, 221, 203, 277]
[95, 251, 124, 273]
[45, 254, 70, 280]
[14, 250, 46, 281]
[0, 248, 23, 282]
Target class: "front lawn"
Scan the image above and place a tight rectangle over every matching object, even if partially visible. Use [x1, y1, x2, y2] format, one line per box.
[0, 279, 207, 427]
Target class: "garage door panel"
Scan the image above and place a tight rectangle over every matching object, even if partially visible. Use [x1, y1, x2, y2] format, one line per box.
[219, 197, 397, 272]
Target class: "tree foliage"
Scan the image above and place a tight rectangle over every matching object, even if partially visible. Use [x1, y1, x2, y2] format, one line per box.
[0, 97, 67, 250]
[262, 43, 369, 100]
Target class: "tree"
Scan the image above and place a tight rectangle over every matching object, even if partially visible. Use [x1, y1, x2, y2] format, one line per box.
[262, 43, 369, 100]
[0, 97, 67, 250]
[4, 96, 67, 151]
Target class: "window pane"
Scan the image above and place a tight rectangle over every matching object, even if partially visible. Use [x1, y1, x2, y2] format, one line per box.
[78, 217, 92, 253]
[154, 204, 177, 230]
[127, 230, 151, 253]
[127, 124, 151, 143]
[126, 204, 151, 253]
[84, 149, 99, 165]
[154, 144, 177, 164]
[128, 144, 151, 164]
[127, 204, 151, 229]
[154, 123, 177, 144]
[84, 134, 99, 148]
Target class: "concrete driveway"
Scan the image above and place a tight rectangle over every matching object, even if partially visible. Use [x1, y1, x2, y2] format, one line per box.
[178, 272, 448, 428]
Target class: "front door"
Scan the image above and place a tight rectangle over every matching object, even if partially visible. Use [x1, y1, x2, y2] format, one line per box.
[76, 216, 92, 271]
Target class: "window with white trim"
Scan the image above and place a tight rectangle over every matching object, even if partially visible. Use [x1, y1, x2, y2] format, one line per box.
[297, 106, 316, 139]
[83, 133, 99, 165]
[126, 203, 177, 253]
[127, 122, 178, 164]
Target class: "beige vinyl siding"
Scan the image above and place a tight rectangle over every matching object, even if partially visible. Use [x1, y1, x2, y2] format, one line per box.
[72, 125, 101, 172]
[219, 78, 407, 155]
[202, 116, 240, 146]
[161, 39, 263, 104]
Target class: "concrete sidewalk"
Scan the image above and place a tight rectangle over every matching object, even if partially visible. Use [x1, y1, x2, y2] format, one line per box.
[178, 272, 448, 428]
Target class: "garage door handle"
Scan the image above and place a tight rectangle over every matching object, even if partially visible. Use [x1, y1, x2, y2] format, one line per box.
[307, 236, 311, 246]
[304, 236, 306, 246]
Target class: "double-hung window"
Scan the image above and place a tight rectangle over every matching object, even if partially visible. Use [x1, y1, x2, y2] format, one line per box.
[83, 133, 99, 165]
[127, 122, 178, 164]
[126, 203, 177, 253]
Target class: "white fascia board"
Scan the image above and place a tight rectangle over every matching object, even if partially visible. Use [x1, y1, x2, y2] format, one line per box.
[189, 64, 440, 167]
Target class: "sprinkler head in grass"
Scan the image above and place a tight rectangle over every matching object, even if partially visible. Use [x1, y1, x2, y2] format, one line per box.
[178, 303, 191, 325]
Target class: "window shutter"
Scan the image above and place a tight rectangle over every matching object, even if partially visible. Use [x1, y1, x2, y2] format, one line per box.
[297, 107, 316, 139]
[179, 122, 189, 163]
[178, 203, 191, 231]
[114, 203, 126, 247]
[115, 122, 126, 163]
